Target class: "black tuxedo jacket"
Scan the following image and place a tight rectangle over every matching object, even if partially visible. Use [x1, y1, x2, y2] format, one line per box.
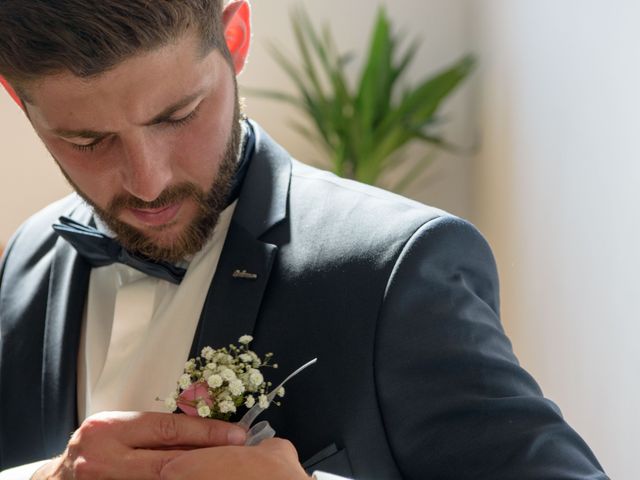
[0, 122, 606, 478]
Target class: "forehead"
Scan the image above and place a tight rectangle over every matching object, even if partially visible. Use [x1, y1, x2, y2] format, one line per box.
[25, 32, 226, 129]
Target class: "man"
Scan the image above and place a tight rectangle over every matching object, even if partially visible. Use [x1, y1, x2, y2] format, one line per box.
[0, 1, 607, 479]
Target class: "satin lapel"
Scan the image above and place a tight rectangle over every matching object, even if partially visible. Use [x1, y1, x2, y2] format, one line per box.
[191, 221, 277, 353]
[41, 219, 91, 456]
[190, 122, 291, 354]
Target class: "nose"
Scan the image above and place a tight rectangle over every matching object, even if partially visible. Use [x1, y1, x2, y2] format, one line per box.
[119, 131, 173, 202]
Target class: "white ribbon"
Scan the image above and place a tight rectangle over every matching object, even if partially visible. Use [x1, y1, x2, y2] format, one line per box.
[239, 358, 318, 445]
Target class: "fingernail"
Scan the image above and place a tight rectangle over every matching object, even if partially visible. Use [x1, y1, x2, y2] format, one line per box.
[228, 426, 247, 445]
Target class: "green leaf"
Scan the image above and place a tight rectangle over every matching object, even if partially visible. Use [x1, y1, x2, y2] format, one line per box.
[391, 150, 438, 192]
[379, 54, 475, 136]
[392, 37, 420, 86]
[242, 87, 304, 108]
[244, 4, 476, 192]
[413, 131, 465, 154]
[290, 7, 325, 104]
[356, 7, 394, 135]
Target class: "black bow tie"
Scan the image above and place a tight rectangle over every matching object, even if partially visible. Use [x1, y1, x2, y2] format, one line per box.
[52, 121, 256, 284]
[53, 216, 187, 284]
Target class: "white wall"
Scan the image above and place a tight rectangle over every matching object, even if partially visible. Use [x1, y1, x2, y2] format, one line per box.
[0, 89, 71, 245]
[472, 1, 639, 478]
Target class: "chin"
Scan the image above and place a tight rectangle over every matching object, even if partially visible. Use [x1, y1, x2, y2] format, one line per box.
[143, 222, 188, 245]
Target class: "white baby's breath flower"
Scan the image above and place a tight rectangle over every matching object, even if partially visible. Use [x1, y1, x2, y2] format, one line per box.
[184, 360, 196, 373]
[277, 387, 285, 398]
[249, 370, 264, 388]
[220, 368, 236, 382]
[201, 346, 215, 360]
[249, 351, 261, 368]
[165, 339, 290, 421]
[214, 352, 233, 365]
[207, 374, 223, 389]
[179, 374, 192, 390]
[164, 396, 177, 412]
[219, 399, 237, 414]
[197, 404, 211, 418]
[228, 378, 245, 396]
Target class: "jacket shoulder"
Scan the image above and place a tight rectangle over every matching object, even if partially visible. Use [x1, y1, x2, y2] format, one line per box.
[1, 194, 88, 268]
[291, 160, 440, 211]
[289, 159, 450, 235]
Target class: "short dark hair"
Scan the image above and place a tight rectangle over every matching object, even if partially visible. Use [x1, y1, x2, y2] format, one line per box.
[0, 0, 227, 94]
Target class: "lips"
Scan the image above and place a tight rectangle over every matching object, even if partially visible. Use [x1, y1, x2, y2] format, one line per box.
[129, 202, 182, 226]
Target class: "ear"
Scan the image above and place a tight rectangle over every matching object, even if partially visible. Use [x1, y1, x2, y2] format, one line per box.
[0, 75, 24, 110]
[222, 0, 251, 75]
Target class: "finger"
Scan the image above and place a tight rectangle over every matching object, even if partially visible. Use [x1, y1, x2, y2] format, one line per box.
[132, 412, 247, 448]
[59, 442, 186, 480]
[117, 449, 188, 480]
[94, 411, 247, 449]
[75, 449, 187, 480]
[255, 437, 299, 458]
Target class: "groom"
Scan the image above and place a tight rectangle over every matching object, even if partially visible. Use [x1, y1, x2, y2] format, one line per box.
[0, 1, 607, 479]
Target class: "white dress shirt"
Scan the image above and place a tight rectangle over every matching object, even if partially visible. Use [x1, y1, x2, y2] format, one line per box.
[76, 201, 236, 420]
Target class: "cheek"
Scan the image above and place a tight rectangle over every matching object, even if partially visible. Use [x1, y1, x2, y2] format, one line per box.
[46, 141, 121, 205]
[174, 102, 234, 182]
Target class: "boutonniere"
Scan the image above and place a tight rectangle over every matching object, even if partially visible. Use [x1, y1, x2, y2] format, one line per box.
[162, 335, 317, 445]
[163, 335, 281, 420]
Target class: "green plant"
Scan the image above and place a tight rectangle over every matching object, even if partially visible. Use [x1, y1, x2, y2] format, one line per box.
[248, 6, 475, 191]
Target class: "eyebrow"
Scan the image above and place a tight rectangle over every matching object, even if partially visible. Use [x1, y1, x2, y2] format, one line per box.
[52, 90, 204, 139]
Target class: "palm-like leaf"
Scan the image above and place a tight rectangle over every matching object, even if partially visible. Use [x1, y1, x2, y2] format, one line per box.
[246, 5, 475, 190]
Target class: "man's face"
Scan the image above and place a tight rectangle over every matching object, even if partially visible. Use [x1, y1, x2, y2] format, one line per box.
[24, 32, 242, 262]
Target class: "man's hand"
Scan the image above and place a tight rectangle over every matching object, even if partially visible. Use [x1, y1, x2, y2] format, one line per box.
[32, 411, 247, 480]
[159, 438, 311, 480]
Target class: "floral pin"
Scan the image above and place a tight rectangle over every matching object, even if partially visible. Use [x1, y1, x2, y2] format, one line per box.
[163, 335, 283, 420]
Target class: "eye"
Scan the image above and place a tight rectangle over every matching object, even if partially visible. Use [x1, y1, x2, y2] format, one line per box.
[70, 137, 107, 152]
[165, 104, 202, 128]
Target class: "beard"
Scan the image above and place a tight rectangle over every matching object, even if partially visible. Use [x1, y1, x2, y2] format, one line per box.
[59, 99, 243, 264]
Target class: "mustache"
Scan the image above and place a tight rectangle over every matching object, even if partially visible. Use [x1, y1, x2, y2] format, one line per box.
[107, 182, 206, 214]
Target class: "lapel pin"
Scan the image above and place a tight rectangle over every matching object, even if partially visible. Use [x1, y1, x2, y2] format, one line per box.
[232, 269, 258, 280]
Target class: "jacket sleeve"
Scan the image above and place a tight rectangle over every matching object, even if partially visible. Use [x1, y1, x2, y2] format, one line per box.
[375, 215, 608, 479]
